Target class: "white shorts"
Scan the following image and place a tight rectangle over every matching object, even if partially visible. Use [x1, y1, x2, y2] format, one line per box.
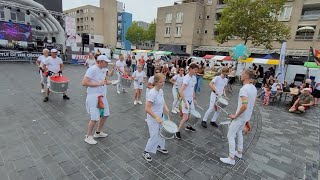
[133, 81, 143, 90]
[86, 94, 110, 121]
[39, 70, 44, 82]
[47, 75, 52, 88]
[182, 99, 195, 114]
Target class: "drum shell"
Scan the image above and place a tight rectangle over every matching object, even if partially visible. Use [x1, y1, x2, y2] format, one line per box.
[49, 77, 69, 93]
[216, 98, 229, 108]
[187, 110, 201, 126]
[160, 128, 174, 139]
[160, 120, 178, 140]
[120, 77, 132, 87]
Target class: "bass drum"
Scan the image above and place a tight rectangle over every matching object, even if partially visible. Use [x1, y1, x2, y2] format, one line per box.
[49, 76, 69, 93]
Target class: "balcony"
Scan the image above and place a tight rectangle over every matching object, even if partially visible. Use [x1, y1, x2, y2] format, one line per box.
[295, 35, 314, 40]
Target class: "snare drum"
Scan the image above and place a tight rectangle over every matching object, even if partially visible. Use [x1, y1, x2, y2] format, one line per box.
[216, 96, 229, 108]
[187, 109, 201, 126]
[49, 75, 69, 93]
[160, 120, 178, 139]
[120, 75, 132, 87]
[190, 109, 201, 119]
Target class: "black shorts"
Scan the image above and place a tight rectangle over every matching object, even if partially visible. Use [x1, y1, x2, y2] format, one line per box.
[228, 77, 235, 84]
[312, 89, 320, 98]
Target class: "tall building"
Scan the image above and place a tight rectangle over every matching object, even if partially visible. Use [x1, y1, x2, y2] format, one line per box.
[155, 0, 320, 56]
[64, 0, 132, 50]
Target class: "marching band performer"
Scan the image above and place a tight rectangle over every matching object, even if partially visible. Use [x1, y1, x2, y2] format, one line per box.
[82, 55, 112, 145]
[116, 54, 128, 94]
[175, 63, 199, 139]
[132, 65, 147, 105]
[43, 49, 70, 102]
[36, 48, 49, 93]
[143, 73, 169, 162]
[220, 69, 257, 165]
[169, 68, 184, 114]
[202, 67, 229, 128]
[146, 68, 161, 97]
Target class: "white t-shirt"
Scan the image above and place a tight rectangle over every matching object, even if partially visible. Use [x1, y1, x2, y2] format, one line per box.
[37, 55, 48, 68]
[172, 74, 184, 88]
[182, 74, 197, 100]
[85, 65, 109, 95]
[85, 58, 96, 68]
[132, 70, 146, 83]
[212, 75, 228, 96]
[116, 60, 126, 73]
[147, 88, 164, 120]
[171, 67, 177, 75]
[236, 84, 257, 121]
[44, 56, 63, 73]
[316, 79, 320, 91]
[148, 76, 154, 85]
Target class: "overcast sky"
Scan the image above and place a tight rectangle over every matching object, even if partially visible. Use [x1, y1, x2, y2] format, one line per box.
[62, 0, 175, 23]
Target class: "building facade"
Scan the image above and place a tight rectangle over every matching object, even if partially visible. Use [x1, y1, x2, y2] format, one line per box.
[136, 21, 155, 50]
[64, 0, 132, 50]
[155, 0, 320, 56]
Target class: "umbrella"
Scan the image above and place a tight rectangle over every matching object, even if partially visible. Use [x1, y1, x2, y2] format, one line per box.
[203, 54, 214, 59]
[229, 44, 251, 61]
[153, 51, 172, 55]
[296, 26, 315, 32]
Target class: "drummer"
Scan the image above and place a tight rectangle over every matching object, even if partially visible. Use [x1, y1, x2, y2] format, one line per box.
[82, 55, 112, 145]
[175, 63, 199, 139]
[169, 68, 184, 114]
[36, 48, 49, 93]
[146, 68, 161, 97]
[202, 67, 229, 128]
[143, 73, 169, 162]
[132, 65, 147, 105]
[116, 54, 128, 94]
[43, 49, 70, 102]
[220, 69, 257, 165]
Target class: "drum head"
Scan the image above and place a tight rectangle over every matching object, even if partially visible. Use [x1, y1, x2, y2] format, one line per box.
[162, 121, 178, 133]
[111, 80, 119, 85]
[50, 76, 69, 83]
[218, 97, 229, 106]
[191, 110, 201, 118]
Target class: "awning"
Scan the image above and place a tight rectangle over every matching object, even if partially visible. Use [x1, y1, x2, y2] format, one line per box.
[203, 54, 214, 59]
[240, 58, 279, 65]
[152, 51, 172, 55]
[212, 56, 232, 61]
[132, 49, 152, 53]
[194, 46, 310, 56]
[304, 62, 320, 68]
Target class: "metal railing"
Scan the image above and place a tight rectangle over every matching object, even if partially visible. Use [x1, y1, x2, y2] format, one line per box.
[295, 35, 314, 40]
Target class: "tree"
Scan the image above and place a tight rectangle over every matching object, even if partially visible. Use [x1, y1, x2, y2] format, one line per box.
[126, 22, 146, 47]
[145, 21, 156, 43]
[214, 0, 291, 49]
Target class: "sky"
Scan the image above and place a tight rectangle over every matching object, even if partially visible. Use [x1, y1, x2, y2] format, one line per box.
[62, 0, 175, 23]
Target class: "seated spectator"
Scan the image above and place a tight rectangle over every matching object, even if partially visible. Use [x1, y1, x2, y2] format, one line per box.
[262, 86, 271, 106]
[271, 79, 282, 96]
[289, 88, 314, 113]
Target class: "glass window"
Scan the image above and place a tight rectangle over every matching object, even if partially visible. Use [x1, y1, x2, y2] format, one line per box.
[91, 17, 94, 21]
[278, 6, 292, 21]
[11, 12, 17, 21]
[176, 12, 183, 23]
[0, 10, 4, 20]
[165, 26, 171, 35]
[204, 30, 208, 34]
[176, 26, 182, 36]
[207, 0, 213, 5]
[165, 14, 172, 23]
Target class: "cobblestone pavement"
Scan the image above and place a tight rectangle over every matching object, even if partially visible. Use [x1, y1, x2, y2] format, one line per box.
[0, 63, 318, 180]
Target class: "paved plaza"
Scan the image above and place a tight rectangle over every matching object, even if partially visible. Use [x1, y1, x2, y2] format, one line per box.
[0, 63, 318, 180]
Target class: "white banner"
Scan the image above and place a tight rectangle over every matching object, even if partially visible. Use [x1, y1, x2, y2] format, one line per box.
[277, 42, 286, 84]
[65, 16, 76, 36]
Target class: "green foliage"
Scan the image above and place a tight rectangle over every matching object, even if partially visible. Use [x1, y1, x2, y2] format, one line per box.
[214, 0, 291, 49]
[126, 22, 146, 45]
[145, 21, 156, 42]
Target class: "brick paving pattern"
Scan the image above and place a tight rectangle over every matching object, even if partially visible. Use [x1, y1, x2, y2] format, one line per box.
[0, 63, 318, 180]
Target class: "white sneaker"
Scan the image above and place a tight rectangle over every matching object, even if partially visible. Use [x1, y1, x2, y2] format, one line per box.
[117, 91, 120, 94]
[134, 101, 137, 105]
[84, 136, 97, 145]
[142, 152, 152, 162]
[235, 151, 243, 158]
[93, 132, 108, 138]
[220, 157, 235, 165]
[174, 107, 180, 112]
[122, 89, 128, 93]
[41, 89, 45, 93]
[171, 109, 177, 114]
[138, 101, 142, 105]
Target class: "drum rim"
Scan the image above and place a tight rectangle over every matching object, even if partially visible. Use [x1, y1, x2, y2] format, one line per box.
[162, 121, 178, 133]
[50, 76, 70, 83]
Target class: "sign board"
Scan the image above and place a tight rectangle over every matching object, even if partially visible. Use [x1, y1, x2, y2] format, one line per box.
[71, 54, 89, 64]
[0, 51, 42, 58]
[65, 16, 76, 36]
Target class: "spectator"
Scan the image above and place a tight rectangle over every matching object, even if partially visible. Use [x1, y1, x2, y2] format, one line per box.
[126, 55, 132, 74]
[194, 64, 205, 94]
[289, 88, 314, 113]
[312, 78, 320, 106]
[131, 55, 137, 72]
[139, 55, 145, 67]
[146, 56, 154, 77]
[258, 65, 264, 78]
[271, 79, 282, 96]
[262, 86, 271, 106]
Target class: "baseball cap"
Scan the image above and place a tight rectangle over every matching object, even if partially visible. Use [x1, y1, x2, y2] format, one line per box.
[97, 55, 111, 62]
[51, 49, 58, 53]
[303, 88, 311, 92]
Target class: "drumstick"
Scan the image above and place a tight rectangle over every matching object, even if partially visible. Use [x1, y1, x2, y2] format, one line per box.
[216, 104, 229, 115]
[196, 105, 204, 111]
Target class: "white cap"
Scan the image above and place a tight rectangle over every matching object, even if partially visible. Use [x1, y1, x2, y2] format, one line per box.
[51, 49, 58, 53]
[97, 55, 111, 62]
[303, 88, 311, 92]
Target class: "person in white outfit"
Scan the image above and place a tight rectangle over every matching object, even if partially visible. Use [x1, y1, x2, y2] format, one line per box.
[36, 48, 49, 93]
[143, 73, 169, 162]
[146, 68, 161, 98]
[116, 54, 128, 94]
[220, 69, 257, 165]
[132, 65, 147, 105]
[84, 53, 96, 68]
[82, 55, 113, 145]
[202, 67, 229, 128]
[43, 49, 70, 102]
[169, 67, 184, 114]
[175, 63, 199, 139]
